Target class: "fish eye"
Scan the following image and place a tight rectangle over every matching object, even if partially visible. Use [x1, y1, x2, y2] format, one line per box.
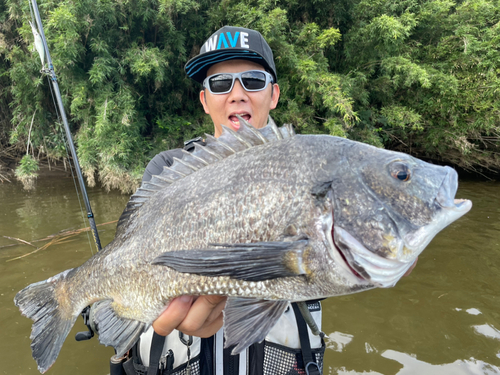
[389, 162, 411, 182]
[395, 170, 410, 181]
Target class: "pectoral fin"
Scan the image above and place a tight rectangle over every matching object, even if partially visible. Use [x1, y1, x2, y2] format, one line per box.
[152, 240, 308, 282]
[223, 297, 289, 354]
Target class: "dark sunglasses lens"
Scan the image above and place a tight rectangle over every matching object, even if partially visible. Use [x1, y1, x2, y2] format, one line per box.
[209, 74, 233, 93]
[241, 71, 267, 90]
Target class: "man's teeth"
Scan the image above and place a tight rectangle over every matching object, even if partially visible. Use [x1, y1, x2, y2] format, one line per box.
[230, 115, 250, 123]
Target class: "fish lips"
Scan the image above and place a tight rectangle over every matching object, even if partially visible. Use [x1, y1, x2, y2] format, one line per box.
[333, 226, 413, 288]
[404, 168, 472, 252]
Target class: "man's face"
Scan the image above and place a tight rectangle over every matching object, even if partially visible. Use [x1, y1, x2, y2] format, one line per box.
[200, 60, 280, 138]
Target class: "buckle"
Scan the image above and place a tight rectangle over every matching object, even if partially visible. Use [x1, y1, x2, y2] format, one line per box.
[184, 137, 203, 147]
[305, 361, 320, 375]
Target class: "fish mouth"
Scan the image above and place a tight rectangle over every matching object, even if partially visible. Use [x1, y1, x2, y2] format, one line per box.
[404, 169, 472, 252]
[333, 226, 414, 288]
[323, 212, 372, 286]
[323, 203, 408, 287]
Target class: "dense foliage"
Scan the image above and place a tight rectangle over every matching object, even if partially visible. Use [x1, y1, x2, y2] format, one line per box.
[14, 154, 39, 189]
[1, 0, 499, 192]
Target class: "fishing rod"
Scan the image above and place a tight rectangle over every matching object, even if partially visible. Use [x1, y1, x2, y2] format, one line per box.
[29, 0, 101, 341]
[29, 0, 102, 253]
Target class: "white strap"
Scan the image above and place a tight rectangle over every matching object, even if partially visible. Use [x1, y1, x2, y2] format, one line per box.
[238, 348, 247, 375]
[215, 328, 224, 375]
[215, 328, 247, 375]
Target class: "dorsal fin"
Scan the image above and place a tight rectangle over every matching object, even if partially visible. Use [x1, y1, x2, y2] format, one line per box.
[221, 126, 253, 149]
[205, 134, 236, 156]
[172, 157, 200, 172]
[181, 149, 210, 167]
[192, 142, 223, 162]
[258, 115, 283, 141]
[235, 115, 268, 145]
[116, 117, 296, 235]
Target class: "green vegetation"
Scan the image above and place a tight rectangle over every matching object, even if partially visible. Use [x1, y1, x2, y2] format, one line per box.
[1, 0, 499, 192]
[15, 154, 39, 190]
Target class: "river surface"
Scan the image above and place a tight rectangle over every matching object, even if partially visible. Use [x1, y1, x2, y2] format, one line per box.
[1, 174, 499, 375]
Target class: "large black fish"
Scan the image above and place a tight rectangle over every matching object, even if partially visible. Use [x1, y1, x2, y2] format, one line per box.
[15, 117, 471, 373]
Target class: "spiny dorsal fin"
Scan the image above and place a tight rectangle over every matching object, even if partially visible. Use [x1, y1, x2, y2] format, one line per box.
[258, 115, 283, 141]
[221, 125, 253, 149]
[235, 114, 268, 145]
[173, 157, 200, 172]
[286, 123, 296, 136]
[181, 149, 210, 167]
[205, 134, 236, 156]
[116, 117, 295, 235]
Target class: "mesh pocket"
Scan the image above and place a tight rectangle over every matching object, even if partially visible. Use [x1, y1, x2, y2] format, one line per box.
[167, 354, 201, 375]
[262, 341, 324, 375]
[124, 353, 201, 375]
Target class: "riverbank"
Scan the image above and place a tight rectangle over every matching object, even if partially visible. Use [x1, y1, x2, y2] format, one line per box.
[0, 154, 75, 189]
[2, 150, 499, 191]
[0, 154, 72, 178]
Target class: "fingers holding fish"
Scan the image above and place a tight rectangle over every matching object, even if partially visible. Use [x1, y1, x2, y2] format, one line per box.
[152, 295, 194, 336]
[152, 295, 226, 338]
[175, 295, 226, 337]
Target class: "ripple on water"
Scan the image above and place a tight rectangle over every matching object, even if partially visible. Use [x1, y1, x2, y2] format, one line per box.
[473, 324, 500, 341]
[380, 350, 500, 375]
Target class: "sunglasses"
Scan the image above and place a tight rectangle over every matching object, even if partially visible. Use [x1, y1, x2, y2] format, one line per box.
[203, 70, 274, 94]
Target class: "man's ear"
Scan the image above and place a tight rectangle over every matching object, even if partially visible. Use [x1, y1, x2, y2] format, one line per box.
[269, 83, 280, 110]
[200, 89, 210, 114]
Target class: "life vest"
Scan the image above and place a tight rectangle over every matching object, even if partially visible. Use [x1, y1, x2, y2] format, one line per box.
[118, 301, 324, 375]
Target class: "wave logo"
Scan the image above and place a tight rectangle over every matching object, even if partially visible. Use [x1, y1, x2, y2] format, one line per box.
[204, 32, 250, 52]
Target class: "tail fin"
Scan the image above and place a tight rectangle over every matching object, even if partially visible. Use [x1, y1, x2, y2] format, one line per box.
[14, 269, 79, 374]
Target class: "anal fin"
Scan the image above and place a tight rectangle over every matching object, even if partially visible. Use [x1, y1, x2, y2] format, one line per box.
[92, 300, 147, 357]
[224, 298, 289, 354]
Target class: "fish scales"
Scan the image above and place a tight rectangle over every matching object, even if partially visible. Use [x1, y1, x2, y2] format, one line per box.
[14, 119, 471, 373]
[67, 140, 336, 313]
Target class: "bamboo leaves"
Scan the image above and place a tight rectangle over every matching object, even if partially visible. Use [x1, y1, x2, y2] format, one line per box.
[2, 0, 499, 190]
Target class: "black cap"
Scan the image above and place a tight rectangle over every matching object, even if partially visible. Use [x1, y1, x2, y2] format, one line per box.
[185, 26, 277, 84]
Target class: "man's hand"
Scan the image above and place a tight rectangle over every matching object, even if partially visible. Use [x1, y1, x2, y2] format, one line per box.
[152, 295, 226, 337]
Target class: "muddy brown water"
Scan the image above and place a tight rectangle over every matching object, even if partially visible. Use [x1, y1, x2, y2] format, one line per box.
[1, 175, 499, 374]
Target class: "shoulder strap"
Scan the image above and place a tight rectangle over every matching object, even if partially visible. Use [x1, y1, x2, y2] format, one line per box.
[146, 332, 166, 375]
[292, 303, 321, 375]
[184, 137, 206, 151]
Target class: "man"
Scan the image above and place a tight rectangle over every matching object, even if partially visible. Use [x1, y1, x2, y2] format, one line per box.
[121, 26, 326, 375]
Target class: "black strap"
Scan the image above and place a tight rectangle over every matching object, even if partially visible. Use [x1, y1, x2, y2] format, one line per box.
[223, 346, 239, 375]
[248, 340, 265, 375]
[123, 344, 143, 375]
[184, 137, 206, 150]
[110, 355, 127, 375]
[292, 303, 321, 375]
[146, 332, 167, 375]
[200, 336, 214, 375]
